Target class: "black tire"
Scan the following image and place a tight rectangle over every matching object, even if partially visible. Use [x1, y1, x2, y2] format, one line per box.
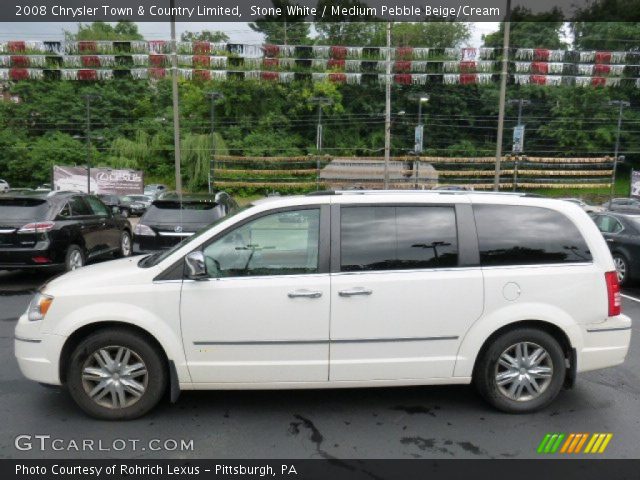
[117, 230, 132, 258]
[612, 253, 630, 286]
[66, 328, 167, 420]
[474, 328, 566, 413]
[64, 245, 85, 272]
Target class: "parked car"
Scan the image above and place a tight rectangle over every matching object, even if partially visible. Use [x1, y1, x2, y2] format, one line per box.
[133, 192, 238, 253]
[0, 191, 132, 271]
[35, 183, 51, 192]
[143, 184, 168, 199]
[126, 194, 154, 211]
[591, 211, 640, 285]
[97, 194, 120, 211]
[0, 179, 9, 193]
[118, 195, 147, 217]
[602, 197, 640, 213]
[561, 198, 604, 214]
[15, 191, 630, 420]
[432, 185, 474, 191]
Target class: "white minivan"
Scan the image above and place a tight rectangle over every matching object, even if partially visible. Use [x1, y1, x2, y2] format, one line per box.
[15, 191, 632, 419]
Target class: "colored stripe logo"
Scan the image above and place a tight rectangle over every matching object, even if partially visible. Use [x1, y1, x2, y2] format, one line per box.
[537, 433, 613, 454]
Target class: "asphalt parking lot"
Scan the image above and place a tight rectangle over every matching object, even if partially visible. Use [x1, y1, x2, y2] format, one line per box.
[0, 268, 638, 460]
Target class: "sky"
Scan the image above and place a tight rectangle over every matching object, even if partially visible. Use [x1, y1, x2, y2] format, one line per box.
[0, 22, 499, 47]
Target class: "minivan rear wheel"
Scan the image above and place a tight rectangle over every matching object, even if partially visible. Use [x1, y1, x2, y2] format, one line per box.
[475, 328, 565, 413]
[66, 328, 167, 420]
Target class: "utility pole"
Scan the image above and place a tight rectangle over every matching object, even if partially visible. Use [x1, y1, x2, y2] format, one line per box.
[383, 21, 392, 190]
[170, 0, 182, 197]
[310, 96, 333, 190]
[609, 100, 630, 203]
[206, 92, 224, 194]
[83, 93, 100, 194]
[493, 0, 511, 191]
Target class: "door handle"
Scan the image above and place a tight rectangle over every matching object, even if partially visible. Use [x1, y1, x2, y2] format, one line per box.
[606, 238, 615, 243]
[339, 288, 373, 297]
[288, 289, 322, 299]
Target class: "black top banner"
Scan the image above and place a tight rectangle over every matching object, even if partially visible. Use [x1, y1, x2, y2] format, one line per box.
[6, 0, 640, 23]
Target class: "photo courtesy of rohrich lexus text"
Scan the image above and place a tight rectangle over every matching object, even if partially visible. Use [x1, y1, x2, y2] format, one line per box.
[0, 0, 638, 478]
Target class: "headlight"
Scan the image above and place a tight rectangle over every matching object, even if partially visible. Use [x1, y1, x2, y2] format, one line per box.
[27, 293, 54, 322]
[133, 224, 156, 236]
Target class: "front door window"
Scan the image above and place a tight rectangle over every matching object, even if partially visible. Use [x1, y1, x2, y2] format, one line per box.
[202, 209, 320, 277]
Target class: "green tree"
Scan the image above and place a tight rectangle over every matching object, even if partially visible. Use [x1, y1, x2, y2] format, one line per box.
[65, 21, 144, 41]
[181, 30, 230, 43]
[249, 0, 311, 44]
[482, 7, 567, 49]
[571, 0, 640, 49]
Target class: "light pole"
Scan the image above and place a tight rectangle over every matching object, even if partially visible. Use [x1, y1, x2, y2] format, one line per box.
[415, 94, 429, 155]
[206, 91, 224, 194]
[609, 100, 630, 203]
[82, 93, 100, 194]
[309, 96, 333, 190]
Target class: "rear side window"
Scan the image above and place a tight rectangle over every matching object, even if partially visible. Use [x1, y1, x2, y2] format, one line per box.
[340, 206, 458, 272]
[473, 205, 592, 266]
[69, 196, 92, 216]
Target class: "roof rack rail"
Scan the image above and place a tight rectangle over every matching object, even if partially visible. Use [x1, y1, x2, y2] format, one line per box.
[307, 189, 534, 197]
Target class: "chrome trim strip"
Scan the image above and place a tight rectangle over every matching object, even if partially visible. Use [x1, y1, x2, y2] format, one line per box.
[586, 327, 632, 333]
[158, 232, 195, 237]
[0, 229, 17, 234]
[193, 336, 459, 346]
[194, 340, 325, 346]
[15, 336, 42, 343]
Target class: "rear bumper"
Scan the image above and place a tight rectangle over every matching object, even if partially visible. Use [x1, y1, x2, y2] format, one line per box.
[578, 314, 632, 372]
[133, 234, 192, 253]
[0, 247, 64, 270]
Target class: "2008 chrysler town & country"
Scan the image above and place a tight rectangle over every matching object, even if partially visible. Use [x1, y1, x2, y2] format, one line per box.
[15, 191, 632, 419]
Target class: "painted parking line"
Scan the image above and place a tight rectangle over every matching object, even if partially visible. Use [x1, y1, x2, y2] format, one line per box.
[621, 293, 640, 303]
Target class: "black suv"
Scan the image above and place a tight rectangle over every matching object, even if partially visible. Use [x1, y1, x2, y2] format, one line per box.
[0, 192, 132, 271]
[133, 192, 237, 253]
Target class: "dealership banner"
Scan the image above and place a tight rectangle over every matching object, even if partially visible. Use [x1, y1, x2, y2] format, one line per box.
[52, 165, 143, 195]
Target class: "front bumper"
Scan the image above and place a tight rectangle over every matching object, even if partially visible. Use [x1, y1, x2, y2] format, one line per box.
[578, 314, 632, 372]
[14, 314, 66, 386]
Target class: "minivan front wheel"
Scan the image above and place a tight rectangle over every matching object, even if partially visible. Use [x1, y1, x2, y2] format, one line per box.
[475, 328, 566, 413]
[66, 328, 167, 420]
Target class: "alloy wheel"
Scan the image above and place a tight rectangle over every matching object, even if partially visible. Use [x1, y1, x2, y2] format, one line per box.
[121, 233, 132, 256]
[613, 256, 626, 283]
[81, 346, 148, 409]
[495, 342, 553, 402]
[69, 250, 84, 270]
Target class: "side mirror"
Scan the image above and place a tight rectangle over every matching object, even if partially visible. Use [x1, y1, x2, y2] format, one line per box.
[185, 251, 207, 280]
[112, 206, 120, 214]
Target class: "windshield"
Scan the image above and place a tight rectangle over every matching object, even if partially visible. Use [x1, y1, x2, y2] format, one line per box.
[138, 205, 252, 268]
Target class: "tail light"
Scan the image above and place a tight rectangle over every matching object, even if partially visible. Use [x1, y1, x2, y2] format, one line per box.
[605, 271, 621, 317]
[18, 222, 55, 234]
[134, 223, 156, 236]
